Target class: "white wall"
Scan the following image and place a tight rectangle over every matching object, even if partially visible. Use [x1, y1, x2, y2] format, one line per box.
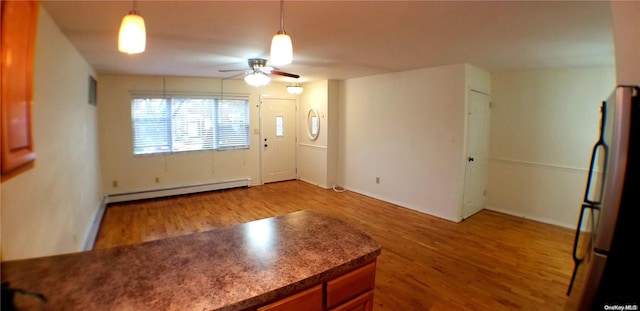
[327, 81, 340, 189]
[297, 80, 339, 189]
[1, 8, 103, 260]
[487, 67, 615, 228]
[298, 80, 329, 188]
[611, 1, 640, 85]
[338, 63, 475, 222]
[98, 75, 294, 195]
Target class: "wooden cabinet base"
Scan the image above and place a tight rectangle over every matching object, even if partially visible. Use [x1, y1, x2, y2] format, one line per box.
[326, 262, 376, 309]
[258, 285, 323, 311]
[258, 261, 377, 311]
[329, 290, 374, 311]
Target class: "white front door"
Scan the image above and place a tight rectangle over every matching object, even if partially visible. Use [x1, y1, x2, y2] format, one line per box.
[262, 97, 297, 184]
[462, 90, 491, 219]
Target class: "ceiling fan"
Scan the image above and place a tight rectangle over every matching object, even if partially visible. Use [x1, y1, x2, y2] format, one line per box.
[219, 58, 299, 87]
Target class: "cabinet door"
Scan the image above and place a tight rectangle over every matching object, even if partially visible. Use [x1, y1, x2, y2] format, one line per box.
[1, 0, 38, 174]
[329, 290, 374, 311]
[258, 285, 323, 311]
[326, 261, 376, 309]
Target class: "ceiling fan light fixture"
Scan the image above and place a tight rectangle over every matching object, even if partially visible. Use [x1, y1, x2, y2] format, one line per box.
[118, 3, 146, 54]
[244, 72, 271, 87]
[270, 0, 292, 65]
[287, 82, 303, 94]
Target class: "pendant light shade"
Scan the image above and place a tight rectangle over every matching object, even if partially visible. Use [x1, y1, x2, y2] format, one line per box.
[287, 82, 303, 94]
[118, 6, 146, 54]
[270, 0, 292, 65]
[270, 31, 292, 66]
[244, 72, 271, 87]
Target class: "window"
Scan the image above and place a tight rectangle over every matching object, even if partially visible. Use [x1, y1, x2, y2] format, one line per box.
[275, 116, 284, 137]
[132, 97, 249, 155]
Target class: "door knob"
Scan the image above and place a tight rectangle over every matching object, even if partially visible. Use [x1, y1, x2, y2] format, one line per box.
[468, 157, 474, 162]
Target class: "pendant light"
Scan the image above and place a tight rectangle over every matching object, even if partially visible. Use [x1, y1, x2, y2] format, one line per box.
[118, 0, 146, 54]
[270, 0, 292, 65]
[287, 81, 303, 94]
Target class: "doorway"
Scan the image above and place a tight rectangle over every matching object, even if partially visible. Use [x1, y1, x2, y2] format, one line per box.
[261, 97, 297, 184]
[462, 90, 491, 219]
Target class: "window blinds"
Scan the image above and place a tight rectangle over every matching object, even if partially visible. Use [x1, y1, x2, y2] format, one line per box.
[132, 98, 171, 155]
[131, 97, 249, 155]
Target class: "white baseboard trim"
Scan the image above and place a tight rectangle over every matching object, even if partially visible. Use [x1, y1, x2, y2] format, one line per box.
[298, 177, 329, 189]
[105, 178, 251, 204]
[485, 205, 575, 229]
[83, 197, 108, 251]
[342, 186, 462, 223]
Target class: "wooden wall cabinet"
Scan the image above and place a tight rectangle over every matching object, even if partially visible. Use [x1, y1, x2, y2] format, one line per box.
[258, 261, 376, 311]
[1, 0, 39, 175]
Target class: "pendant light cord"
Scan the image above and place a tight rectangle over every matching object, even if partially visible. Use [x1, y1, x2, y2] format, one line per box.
[279, 0, 285, 31]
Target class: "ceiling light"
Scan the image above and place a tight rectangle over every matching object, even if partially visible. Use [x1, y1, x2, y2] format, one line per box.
[287, 82, 303, 94]
[244, 72, 271, 87]
[270, 0, 292, 65]
[118, 1, 146, 54]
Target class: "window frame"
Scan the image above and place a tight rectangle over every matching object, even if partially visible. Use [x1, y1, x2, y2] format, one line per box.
[130, 94, 250, 156]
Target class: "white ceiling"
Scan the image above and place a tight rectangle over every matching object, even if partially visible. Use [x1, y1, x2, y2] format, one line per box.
[41, 0, 615, 84]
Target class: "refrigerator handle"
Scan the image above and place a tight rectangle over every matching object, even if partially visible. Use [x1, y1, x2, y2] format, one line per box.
[584, 101, 609, 205]
[567, 203, 600, 295]
[583, 141, 608, 205]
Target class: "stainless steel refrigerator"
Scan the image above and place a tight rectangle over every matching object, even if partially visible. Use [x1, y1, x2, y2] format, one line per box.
[565, 85, 639, 310]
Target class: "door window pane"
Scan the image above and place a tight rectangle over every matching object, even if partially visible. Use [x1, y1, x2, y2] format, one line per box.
[276, 116, 284, 137]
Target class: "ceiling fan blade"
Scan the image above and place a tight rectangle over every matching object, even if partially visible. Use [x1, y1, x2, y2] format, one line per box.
[271, 70, 300, 79]
[217, 59, 299, 79]
[221, 72, 246, 80]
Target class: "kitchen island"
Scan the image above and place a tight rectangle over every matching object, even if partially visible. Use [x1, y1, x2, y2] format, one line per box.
[1, 210, 381, 310]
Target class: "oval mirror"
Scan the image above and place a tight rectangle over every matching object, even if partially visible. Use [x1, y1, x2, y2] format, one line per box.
[307, 108, 320, 140]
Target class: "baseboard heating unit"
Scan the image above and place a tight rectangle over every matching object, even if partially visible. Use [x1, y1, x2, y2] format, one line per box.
[105, 178, 251, 204]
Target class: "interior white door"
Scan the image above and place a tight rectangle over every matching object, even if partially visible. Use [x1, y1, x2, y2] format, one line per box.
[462, 90, 491, 219]
[262, 98, 297, 183]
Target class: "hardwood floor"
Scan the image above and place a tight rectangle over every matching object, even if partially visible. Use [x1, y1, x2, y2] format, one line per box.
[95, 180, 575, 310]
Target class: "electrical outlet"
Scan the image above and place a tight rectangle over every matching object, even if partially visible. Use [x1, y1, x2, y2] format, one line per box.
[112, 180, 118, 188]
[376, 177, 380, 184]
[155, 177, 160, 183]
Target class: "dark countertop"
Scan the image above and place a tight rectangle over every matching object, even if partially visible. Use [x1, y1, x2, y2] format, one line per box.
[1, 210, 381, 310]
